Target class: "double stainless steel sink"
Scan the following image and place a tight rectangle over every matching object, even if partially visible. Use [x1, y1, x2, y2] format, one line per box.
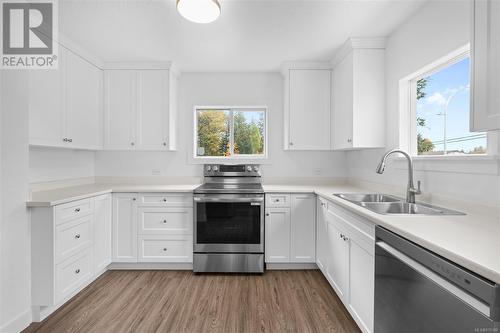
[333, 193, 465, 215]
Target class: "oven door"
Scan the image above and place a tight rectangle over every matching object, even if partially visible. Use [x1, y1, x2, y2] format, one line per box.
[194, 194, 264, 253]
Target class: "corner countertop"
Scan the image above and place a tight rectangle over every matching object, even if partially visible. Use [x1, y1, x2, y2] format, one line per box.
[27, 182, 500, 285]
[27, 183, 201, 207]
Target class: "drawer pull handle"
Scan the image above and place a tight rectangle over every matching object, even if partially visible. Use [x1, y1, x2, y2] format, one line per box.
[74, 208, 80, 213]
[75, 269, 80, 274]
[274, 199, 280, 202]
[163, 248, 167, 252]
[163, 198, 167, 202]
[163, 220, 167, 224]
[75, 234, 81, 239]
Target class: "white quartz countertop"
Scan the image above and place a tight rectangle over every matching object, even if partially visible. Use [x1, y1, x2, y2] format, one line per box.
[27, 183, 201, 207]
[27, 182, 500, 284]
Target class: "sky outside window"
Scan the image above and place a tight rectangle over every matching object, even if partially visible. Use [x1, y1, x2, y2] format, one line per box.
[416, 57, 487, 155]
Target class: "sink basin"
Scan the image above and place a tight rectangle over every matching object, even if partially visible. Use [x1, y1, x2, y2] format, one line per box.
[332, 193, 465, 215]
[358, 202, 465, 215]
[334, 193, 401, 203]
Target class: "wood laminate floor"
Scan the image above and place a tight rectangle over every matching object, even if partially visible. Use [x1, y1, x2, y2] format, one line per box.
[24, 270, 361, 333]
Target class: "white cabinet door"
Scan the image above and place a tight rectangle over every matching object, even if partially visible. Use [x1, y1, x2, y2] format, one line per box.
[29, 54, 64, 147]
[326, 212, 349, 300]
[316, 198, 328, 272]
[290, 194, 315, 263]
[265, 208, 291, 263]
[349, 238, 374, 333]
[332, 54, 354, 150]
[288, 69, 331, 150]
[94, 194, 112, 273]
[104, 70, 137, 150]
[112, 193, 138, 262]
[137, 70, 169, 150]
[65, 49, 102, 149]
[471, 0, 500, 131]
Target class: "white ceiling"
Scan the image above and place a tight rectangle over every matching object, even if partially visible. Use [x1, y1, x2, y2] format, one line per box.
[59, 0, 427, 72]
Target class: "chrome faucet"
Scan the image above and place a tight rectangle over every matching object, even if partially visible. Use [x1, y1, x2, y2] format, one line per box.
[376, 149, 421, 204]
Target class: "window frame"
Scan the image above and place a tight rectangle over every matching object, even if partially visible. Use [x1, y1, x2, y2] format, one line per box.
[193, 106, 268, 160]
[402, 45, 496, 158]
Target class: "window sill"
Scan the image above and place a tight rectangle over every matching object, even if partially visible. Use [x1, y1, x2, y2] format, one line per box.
[393, 154, 499, 162]
[189, 155, 271, 165]
[390, 154, 499, 175]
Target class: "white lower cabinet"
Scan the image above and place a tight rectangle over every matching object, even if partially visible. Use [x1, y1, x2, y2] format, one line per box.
[138, 235, 192, 262]
[31, 195, 112, 315]
[112, 192, 194, 263]
[317, 197, 375, 333]
[265, 207, 291, 262]
[326, 216, 349, 300]
[112, 193, 139, 262]
[265, 193, 315, 264]
[94, 194, 112, 273]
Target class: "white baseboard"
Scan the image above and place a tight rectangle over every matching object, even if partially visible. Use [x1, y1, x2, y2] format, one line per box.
[0, 309, 31, 333]
[266, 263, 318, 270]
[108, 262, 193, 270]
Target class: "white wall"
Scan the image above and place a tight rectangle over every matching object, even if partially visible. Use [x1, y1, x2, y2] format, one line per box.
[347, 0, 500, 207]
[1, 72, 32, 332]
[29, 147, 95, 183]
[95, 72, 347, 180]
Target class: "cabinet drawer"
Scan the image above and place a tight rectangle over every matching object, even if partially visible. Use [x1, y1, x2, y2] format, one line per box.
[138, 235, 193, 262]
[138, 193, 193, 207]
[55, 215, 93, 263]
[55, 198, 93, 224]
[265, 194, 291, 207]
[55, 249, 92, 302]
[138, 207, 192, 235]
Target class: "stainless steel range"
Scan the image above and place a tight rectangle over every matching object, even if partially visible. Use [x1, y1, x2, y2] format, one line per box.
[193, 164, 264, 273]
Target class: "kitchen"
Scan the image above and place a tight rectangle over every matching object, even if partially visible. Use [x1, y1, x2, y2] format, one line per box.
[1, 0, 500, 332]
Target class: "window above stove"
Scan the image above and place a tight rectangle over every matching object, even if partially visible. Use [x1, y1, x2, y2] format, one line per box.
[194, 106, 268, 160]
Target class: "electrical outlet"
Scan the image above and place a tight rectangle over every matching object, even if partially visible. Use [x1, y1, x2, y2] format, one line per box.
[151, 169, 161, 176]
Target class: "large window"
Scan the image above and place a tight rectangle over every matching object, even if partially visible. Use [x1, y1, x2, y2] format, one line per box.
[411, 53, 487, 156]
[195, 107, 266, 158]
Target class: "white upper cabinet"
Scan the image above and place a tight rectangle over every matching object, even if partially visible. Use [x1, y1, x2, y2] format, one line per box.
[104, 63, 178, 151]
[331, 38, 385, 150]
[65, 50, 103, 150]
[104, 70, 137, 150]
[29, 46, 103, 150]
[471, 0, 500, 131]
[283, 63, 332, 150]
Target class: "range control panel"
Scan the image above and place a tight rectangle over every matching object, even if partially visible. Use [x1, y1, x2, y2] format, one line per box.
[204, 164, 261, 177]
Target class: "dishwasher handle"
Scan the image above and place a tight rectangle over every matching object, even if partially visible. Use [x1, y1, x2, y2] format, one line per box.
[376, 241, 492, 319]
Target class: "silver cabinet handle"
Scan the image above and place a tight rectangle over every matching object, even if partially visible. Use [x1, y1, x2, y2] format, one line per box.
[75, 234, 80, 239]
[265, 213, 270, 216]
[67, 138, 73, 143]
[162, 220, 167, 224]
[163, 198, 167, 202]
[75, 269, 80, 274]
[131, 142, 135, 146]
[63, 138, 68, 142]
[347, 138, 352, 143]
[74, 208, 80, 212]
[162, 248, 167, 252]
[132, 198, 136, 201]
[163, 142, 167, 146]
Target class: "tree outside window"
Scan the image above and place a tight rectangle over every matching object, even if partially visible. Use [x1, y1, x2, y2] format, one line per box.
[196, 108, 266, 158]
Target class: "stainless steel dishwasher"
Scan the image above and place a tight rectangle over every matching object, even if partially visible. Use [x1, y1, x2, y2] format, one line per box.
[375, 226, 499, 333]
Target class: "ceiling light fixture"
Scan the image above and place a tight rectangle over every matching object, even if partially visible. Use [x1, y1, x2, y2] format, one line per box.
[176, 0, 221, 24]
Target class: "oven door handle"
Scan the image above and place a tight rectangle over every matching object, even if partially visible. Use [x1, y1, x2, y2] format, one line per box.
[194, 196, 264, 203]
